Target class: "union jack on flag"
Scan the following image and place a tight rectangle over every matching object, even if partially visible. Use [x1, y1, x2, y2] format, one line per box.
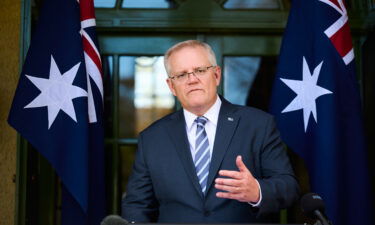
[8, 0, 105, 224]
[320, 0, 354, 65]
[270, 0, 372, 224]
[81, 0, 103, 123]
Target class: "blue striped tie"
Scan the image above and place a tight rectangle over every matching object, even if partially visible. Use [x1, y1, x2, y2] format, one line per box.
[194, 116, 211, 194]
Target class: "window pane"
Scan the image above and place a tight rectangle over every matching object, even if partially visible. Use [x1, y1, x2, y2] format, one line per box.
[94, 0, 116, 8]
[224, 57, 260, 106]
[119, 145, 137, 195]
[103, 55, 114, 137]
[122, 0, 177, 9]
[119, 56, 175, 138]
[223, 56, 277, 111]
[223, 0, 279, 9]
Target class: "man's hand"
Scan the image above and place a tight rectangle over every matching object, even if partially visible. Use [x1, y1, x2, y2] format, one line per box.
[215, 155, 260, 203]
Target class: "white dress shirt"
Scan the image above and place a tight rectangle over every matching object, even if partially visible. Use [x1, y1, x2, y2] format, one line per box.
[183, 95, 262, 207]
[184, 96, 221, 160]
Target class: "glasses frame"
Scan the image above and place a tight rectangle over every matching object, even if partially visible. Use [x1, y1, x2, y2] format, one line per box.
[169, 65, 216, 82]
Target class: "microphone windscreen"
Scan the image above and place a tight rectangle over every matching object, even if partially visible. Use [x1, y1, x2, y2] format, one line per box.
[101, 215, 129, 225]
[301, 193, 325, 218]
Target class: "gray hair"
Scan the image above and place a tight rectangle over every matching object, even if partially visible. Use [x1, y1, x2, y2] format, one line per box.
[164, 40, 217, 75]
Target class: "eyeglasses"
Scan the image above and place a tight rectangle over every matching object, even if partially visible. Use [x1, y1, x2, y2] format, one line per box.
[169, 66, 216, 83]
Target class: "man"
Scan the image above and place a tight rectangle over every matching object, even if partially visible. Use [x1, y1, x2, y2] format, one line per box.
[122, 40, 299, 223]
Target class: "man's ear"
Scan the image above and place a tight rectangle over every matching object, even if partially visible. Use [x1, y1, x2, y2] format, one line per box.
[214, 66, 222, 86]
[166, 78, 177, 96]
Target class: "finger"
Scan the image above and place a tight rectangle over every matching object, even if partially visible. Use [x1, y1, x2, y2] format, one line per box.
[216, 192, 244, 201]
[236, 155, 249, 173]
[219, 170, 242, 179]
[215, 178, 241, 186]
[215, 184, 241, 193]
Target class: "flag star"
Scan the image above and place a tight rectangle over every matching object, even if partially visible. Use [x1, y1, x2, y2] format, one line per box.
[280, 57, 332, 132]
[24, 55, 87, 129]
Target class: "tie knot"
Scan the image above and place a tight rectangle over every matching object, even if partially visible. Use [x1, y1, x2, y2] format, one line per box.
[195, 116, 208, 126]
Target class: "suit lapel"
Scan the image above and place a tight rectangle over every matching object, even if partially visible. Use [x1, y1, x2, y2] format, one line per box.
[165, 110, 204, 198]
[206, 99, 240, 193]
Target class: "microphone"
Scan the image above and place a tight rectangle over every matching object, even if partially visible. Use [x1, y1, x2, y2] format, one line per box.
[301, 193, 331, 225]
[101, 215, 129, 225]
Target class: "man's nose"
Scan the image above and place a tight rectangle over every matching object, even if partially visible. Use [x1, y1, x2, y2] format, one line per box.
[186, 72, 199, 83]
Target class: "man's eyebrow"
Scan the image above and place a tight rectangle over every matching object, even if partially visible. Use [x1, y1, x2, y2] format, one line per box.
[174, 69, 188, 74]
[175, 66, 206, 74]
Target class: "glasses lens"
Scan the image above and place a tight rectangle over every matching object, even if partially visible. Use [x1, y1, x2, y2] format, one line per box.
[195, 67, 207, 76]
[176, 73, 187, 81]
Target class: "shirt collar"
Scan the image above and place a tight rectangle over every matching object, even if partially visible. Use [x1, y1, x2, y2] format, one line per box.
[184, 95, 222, 131]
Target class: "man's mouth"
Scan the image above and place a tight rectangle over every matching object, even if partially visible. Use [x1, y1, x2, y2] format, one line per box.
[188, 89, 202, 94]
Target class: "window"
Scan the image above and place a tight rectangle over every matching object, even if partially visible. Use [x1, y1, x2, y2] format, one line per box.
[122, 0, 177, 9]
[223, 0, 280, 9]
[94, 0, 116, 8]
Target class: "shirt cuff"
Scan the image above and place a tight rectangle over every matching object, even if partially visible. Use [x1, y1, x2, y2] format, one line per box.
[248, 179, 262, 207]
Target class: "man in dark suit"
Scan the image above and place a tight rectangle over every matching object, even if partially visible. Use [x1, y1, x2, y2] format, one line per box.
[122, 40, 299, 223]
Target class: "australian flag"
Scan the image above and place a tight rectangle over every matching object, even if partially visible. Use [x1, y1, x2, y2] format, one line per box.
[270, 0, 373, 224]
[8, 0, 105, 224]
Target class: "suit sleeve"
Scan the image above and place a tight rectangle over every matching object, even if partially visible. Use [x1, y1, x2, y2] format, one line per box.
[121, 134, 159, 222]
[256, 116, 300, 217]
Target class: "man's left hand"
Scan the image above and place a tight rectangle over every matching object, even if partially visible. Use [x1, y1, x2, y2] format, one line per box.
[215, 155, 260, 203]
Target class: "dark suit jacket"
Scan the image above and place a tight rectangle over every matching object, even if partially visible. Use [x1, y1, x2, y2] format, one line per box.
[122, 97, 299, 223]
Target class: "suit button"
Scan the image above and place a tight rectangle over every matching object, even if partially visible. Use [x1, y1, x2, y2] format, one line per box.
[204, 211, 210, 216]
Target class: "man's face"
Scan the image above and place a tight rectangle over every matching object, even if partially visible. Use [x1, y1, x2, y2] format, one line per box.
[166, 46, 221, 115]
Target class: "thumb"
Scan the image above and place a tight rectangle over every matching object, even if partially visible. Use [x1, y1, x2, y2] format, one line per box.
[236, 155, 249, 173]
